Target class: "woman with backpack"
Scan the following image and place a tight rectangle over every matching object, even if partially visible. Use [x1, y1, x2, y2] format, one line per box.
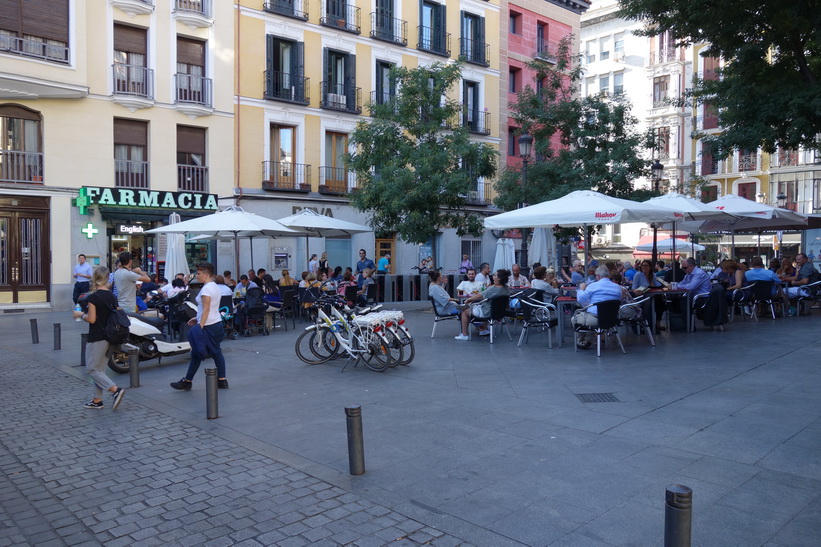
[73, 266, 126, 410]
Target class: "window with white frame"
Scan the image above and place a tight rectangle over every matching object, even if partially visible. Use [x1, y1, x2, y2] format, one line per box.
[599, 75, 609, 94]
[599, 37, 610, 61]
[613, 72, 624, 94]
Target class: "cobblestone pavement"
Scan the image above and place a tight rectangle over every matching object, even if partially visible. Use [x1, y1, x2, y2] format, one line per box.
[0, 350, 479, 546]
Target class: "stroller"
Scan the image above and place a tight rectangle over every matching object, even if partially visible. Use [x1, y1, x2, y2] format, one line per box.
[219, 294, 241, 340]
[239, 287, 269, 336]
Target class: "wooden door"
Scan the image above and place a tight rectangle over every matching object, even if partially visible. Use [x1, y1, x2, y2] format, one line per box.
[375, 237, 395, 273]
[0, 205, 50, 304]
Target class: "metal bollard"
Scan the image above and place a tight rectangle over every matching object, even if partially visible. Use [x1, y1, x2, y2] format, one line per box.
[79, 333, 88, 367]
[128, 348, 140, 388]
[665, 484, 693, 547]
[53, 323, 61, 350]
[30, 318, 39, 344]
[345, 405, 365, 475]
[205, 368, 218, 419]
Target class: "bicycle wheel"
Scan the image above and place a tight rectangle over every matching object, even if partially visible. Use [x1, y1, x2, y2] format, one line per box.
[394, 326, 415, 365]
[356, 327, 391, 372]
[383, 329, 404, 368]
[295, 328, 333, 365]
[309, 327, 341, 361]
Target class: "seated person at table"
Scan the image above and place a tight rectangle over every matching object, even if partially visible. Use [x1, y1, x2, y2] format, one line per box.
[475, 262, 491, 286]
[164, 277, 186, 299]
[298, 271, 309, 288]
[777, 257, 796, 282]
[572, 265, 623, 349]
[664, 260, 686, 283]
[454, 269, 510, 340]
[623, 261, 637, 283]
[632, 259, 665, 331]
[745, 257, 782, 295]
[710, 259, 730, 281]
[509, 264, 531, 288]
[530, 266, 559, 298]
[429, 270, 464, 319]
[222, 271, 237, 290]
[336, 272, 357, 299]
[456, 268, 483, 296]
[677, 258, 712, 297]
[234, 274, 258, 297]
[215, 275, 234, 297]
[784, 253, 819, 299]
[357, 268, 375, 303]
[585, 268, 597, 284]
[561, 260, 585, 285]
[260, 274, 282, 310]
[722, 260, 748, 304]
[278, 269, 298, 287]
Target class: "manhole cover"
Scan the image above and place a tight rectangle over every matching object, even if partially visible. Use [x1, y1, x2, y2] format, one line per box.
[576, 393, 619, 403]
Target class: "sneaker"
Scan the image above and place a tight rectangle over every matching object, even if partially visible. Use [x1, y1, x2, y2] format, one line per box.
[110, 388, 125, 410]
[170, 378, 192, 391]
[478, 330, 491, 336]
[84, 400, 103, 409]
[454, 334, 470, 341]
[218, 379, 229, 389]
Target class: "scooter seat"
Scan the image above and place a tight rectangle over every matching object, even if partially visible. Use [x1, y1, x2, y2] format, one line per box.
[127, 312, 166, 330]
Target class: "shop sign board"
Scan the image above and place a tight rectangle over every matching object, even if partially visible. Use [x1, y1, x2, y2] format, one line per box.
[74, 187, 219, 215]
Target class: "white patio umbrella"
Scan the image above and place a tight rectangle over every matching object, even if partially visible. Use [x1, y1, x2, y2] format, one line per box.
[529, 227, 556, 269]
[493, 238, 516, 272]
[275, 209, 372, 269]
[485, 190, 683, 272]
[636, 238, 706, 253]
[145, 206, 303, 276]
[163, 212, 191, 279]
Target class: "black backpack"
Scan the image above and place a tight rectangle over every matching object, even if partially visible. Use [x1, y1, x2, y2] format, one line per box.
[104, 302, 131, 345]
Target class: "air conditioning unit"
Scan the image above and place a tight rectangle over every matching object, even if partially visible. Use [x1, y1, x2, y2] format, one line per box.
[613, 52, 625, 62]
[327, 93, 346, 108]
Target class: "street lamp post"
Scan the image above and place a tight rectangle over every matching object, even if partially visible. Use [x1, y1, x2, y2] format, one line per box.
[518, 134, 533, 272]
[650, 159, 664, 267]
[776, 192, 787, 208]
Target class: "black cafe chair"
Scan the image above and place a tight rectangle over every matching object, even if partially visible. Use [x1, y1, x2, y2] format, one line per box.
[573, 299, 625, 357]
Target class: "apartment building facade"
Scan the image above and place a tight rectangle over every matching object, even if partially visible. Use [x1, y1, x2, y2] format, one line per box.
[0, 0, 234, 309]
[231, 0, 504, 275]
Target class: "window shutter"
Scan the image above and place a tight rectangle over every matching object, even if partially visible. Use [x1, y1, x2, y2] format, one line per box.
[0, 0, 21, 36]
[439, 5, 447, 48]
[22, 0, 68, 43]
[113, 119, 148, 147]
[323, 48, 329, 82]
[177, 37, 205, 67]
[0, 105, 41, 121]
[177, 125, 206, 156]
[295, 42, 304, 79]
[266, 34, 275, 72]
[114, 24, 147, 55]
[478, 17, 485, 57]
[345, 53, 356, 110]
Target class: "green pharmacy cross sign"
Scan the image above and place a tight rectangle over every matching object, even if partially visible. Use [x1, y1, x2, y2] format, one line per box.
[74, 187, 219, 215]
[81, 223, 99, 239]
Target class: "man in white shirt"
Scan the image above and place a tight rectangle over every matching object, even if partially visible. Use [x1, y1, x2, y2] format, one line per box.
[474, 262, 491, 286]
[509, 264, 531, 288]
[456, 268, 483, 296]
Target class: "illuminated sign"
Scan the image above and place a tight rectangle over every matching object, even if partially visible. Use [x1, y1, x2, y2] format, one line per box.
[81, 223, 99, 239]
[116, 224, 145, 234]
[75, 187, 219, 215]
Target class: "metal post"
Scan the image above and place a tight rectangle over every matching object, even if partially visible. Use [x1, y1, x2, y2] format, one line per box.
[53, 323, 61, 351]
[345, 405, 365, 475]
[128, 347, 140, 388]
[205, 368, 219, 419]
[79, 333, 88, 367]
[664, 484, 692, 547]
[30, 318, 39, 344]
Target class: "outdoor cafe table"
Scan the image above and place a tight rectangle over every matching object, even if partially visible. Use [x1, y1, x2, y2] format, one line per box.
[647, 287, 692, 332]
[554, 294, 578, 348]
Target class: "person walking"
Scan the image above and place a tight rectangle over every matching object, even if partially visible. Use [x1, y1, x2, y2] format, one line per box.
[171, 262, 229, 390]
[113, 251, 150, 312]
[73, 266, 125, 410]
[72, 254, 93, 304]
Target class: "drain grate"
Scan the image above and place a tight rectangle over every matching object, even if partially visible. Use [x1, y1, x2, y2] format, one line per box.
[576, 393, 619, 403]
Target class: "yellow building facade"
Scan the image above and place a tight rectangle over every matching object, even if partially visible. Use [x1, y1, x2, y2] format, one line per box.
[0, 0, 234, 309]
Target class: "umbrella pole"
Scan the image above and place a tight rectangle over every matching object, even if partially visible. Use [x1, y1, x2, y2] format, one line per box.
[233, 232, 240, 279]
[672, 222, 677, 278]
[249, 236, 255, 269]
[583, 224, 589, 277]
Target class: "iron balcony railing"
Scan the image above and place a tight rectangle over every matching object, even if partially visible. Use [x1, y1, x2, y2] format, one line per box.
[462, 109, 491, 135]
[177, 164, 208, 193]
[369, 90, 398, 115]
[738, 154, 759, 172]
[175, 0, 211, 17]
[774, 149, 800, 167]
[651, 92, 671, 108]
[535, 38, 556, 62]
[655, 47, 677, 64]
[0, 34, 69, 63]
[263, 0, 308, 20]
[113, 63, 154, 99]
[459, 37, 489, 66]
[115, 160, 150, 189]
[417, 26, 450, 57]
[264, 70, 310, 104]
[319, 166, 357, 194]
[321, 1, 361, 34]
[175, 73, 212, 106]
[320, 82, 361, 113]
[0, 151, 44, 184]
[262, 161, 311, 192]
[464, 181, 492, 206]
[370, 12, 407, 46]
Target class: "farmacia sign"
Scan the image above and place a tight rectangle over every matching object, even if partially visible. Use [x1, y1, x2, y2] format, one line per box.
[75, 187, 218, 215]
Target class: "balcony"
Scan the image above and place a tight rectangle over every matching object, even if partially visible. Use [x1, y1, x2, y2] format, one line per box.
[0, 151, 44, 184]
[319, 167, 357, 194]
[115, 160, 150, 189]
[464, 181, 492, 206]
[417, 26, 450, 57]
[263, 0, 309, 21]
[264, 71, 310, 105]
[174, 73, 213, 118]
[738, 154, 758, 172]
[320, 82, 361, 114]
[535, 38, 556, 63]
[112, 64, 154, 111]
[369, 91, 397, 115]
[321, 2, 361, 34]
[775, 149, 799, 168]
[459, 37, 489, 67]
[0, 34, 69, 64]
[262, 161, 311, 192]
[654, 47, 677, 65]
[462, 109, 491, 135]
[651, 92, 671, 109]
[174, 0, 213, 29]
[370, 12, 407, 46]
[111, 0, 155, 17]
[177, 164, 208, 193]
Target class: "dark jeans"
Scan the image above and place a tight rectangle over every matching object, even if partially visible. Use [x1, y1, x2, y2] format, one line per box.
[73, 282, 90, 304]
[184, 322, 226, 380]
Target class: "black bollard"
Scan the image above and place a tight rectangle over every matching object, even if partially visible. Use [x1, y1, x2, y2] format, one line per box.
[665, 484, 693, 547]
[30, 318, 39, 344]
[79, 333, 88, 367]
[53, 323, 61, 351]
[345, 405, 365, 475]
[205, 368, 218, 419]
[128, 347, 140, 388]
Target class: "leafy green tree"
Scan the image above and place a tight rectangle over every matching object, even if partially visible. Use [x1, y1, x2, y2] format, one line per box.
[618, 0, 821, 156]
[347, 62, 497, 244]
[495, 36, 654, 212]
